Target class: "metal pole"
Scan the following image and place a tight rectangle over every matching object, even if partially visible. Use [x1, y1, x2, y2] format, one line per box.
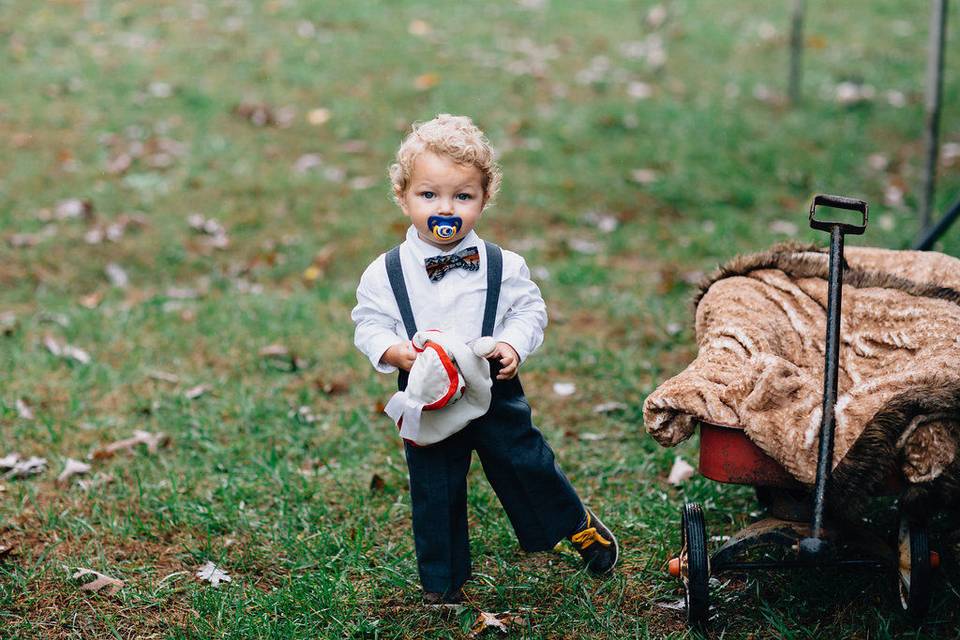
[914, 194, 960, 250]
[799, 224, 845, 560]
[809, 226, 843, 543]
[920, 0, 948, 230]
[788, 0, 806, 105]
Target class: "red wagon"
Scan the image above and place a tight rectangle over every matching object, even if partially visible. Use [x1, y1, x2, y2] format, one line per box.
[667, 196, 940, 627]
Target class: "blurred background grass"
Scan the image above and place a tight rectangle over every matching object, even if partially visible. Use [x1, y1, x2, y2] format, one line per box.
[1, 0, 960, 637]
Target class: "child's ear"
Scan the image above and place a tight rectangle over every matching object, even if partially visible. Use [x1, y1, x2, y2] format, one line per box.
[395, 187, 409, 216]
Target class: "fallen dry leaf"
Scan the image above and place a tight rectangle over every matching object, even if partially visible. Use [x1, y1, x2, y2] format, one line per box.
[55, 198, 93, 221]
[8, 224, 57, 248]
[293, 153, 323, 174]
[0, 312, 16, 335]
[62, 344, 92, 364]
[834, 81, 875, 106]
[259, 344, 290, 358]
[3, 456, 47, 480]
[414, 73, 440, 90]
[306, 107, 331, 125]
[315, 375, 350, 395]
[370, 473, 386, 492]
[630, 168, 658, 185]
[667, 456, 695, 486]
[187, 214, 229, 249]
[196, 561, 232, 587]
[468, 611, 522, 637]
[302, 246, 335, 284]
[645, 4, 667, 28]
[233, 101, 295, 128]
[184, 384, 211, 399]
[58, 458, 92, 485]
[106, 152, 133, 175]
[552, 382, 576, 397]
[105, 262, 129, 288]
[0, 542, 15, 560]
[147, 370, 180, 383]
[408, 19, 432, 36]
[15, 398, 34, 420]
[289, 405, 317, 424]
[79, 291, 104, 309]
[579, 432, 606, 441]
[867, 153, 889, 171]
[592, 401, 627, 414]
[72, 568, 125, 596]
[92, 430, 169, 460]
[43, 336, 92, 364]
[582, 211, 619, 233]
[656, 598, 686, 611]
[0, 453, 20, 469]
[567, 238, 601, 255]
[260, 344, 305, 371]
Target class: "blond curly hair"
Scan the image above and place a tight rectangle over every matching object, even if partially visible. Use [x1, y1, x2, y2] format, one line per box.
[389, 114, 502, 205]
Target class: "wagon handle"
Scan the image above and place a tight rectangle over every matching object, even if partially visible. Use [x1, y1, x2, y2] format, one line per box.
[800, 194, 868, 561]
[809, 194, 868, 235]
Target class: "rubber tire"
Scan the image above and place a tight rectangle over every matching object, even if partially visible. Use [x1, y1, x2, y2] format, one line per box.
[898, 516, 932, 621]
[681, 503, 710, 627]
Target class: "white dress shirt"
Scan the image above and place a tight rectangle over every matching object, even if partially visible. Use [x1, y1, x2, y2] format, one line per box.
[352, 226, 548, 373]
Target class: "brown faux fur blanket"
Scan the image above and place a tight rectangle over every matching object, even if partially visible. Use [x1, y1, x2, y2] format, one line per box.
[644, 243, 960, 512]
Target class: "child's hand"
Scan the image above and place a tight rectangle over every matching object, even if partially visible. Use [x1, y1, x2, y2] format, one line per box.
[488, 342, 520, 380]
[381, 341, 417, 372]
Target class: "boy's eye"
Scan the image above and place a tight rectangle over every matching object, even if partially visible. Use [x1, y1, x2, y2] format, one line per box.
[421, 191, 435, 199]
[456, 193, 472, 201]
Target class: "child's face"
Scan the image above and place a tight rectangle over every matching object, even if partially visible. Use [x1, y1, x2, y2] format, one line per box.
[397, 151, 486, 249]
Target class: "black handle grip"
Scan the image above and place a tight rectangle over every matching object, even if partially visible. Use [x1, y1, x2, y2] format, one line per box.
[809, 194, 868, 235]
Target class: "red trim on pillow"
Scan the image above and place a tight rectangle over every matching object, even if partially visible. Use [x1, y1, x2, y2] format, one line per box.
[396, 417, 423, 448]
[421, 341, 459, 411]
[412, 330, 444, 353]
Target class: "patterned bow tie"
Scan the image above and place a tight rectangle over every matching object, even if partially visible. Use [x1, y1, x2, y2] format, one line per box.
[425, 246, 480, 282]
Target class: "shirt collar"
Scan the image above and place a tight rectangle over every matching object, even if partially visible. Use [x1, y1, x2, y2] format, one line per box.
[405, 225, 481, 260]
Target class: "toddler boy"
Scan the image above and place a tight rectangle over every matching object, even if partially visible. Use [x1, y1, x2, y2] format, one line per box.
[352, 114, 618, 604]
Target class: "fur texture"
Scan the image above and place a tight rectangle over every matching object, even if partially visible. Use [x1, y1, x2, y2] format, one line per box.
[645, 244, 960, 512]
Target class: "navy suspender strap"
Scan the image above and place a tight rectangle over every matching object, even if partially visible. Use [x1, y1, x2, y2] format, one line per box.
[482, 241, 502, 337]
[385, 241, 502, 340]
[385, 246, 418, 340]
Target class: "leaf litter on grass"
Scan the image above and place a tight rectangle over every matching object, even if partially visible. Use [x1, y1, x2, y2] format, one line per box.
[196, 561, 232, 587]
[468, 611, 523, 637]
[1, 455, 47, 480]
[57, 458, 92, 485]
[91, 430, 169, 459]
[72, 568, 125, 596]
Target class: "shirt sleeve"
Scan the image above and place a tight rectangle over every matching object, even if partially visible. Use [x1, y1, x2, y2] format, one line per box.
[495, 253, 548, 363]
[351, 256, 409, 374]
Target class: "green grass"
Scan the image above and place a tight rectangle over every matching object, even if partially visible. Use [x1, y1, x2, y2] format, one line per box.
[2, 0, 960, 637]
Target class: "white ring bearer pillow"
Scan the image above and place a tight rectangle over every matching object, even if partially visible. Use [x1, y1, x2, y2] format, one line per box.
[384, 330, 497, 446]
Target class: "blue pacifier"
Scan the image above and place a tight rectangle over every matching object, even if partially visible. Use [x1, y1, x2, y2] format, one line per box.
[428, 215, 462, 241]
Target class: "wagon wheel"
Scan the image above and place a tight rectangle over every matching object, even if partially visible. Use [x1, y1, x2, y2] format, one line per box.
[680, 503, 710, 627]
[897, 515, 933, 620]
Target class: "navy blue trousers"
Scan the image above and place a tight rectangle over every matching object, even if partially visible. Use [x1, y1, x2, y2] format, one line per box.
[403, 369, 585, 595]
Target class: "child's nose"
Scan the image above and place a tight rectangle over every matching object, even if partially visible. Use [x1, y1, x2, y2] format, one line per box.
[436, 197, 455, 214]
